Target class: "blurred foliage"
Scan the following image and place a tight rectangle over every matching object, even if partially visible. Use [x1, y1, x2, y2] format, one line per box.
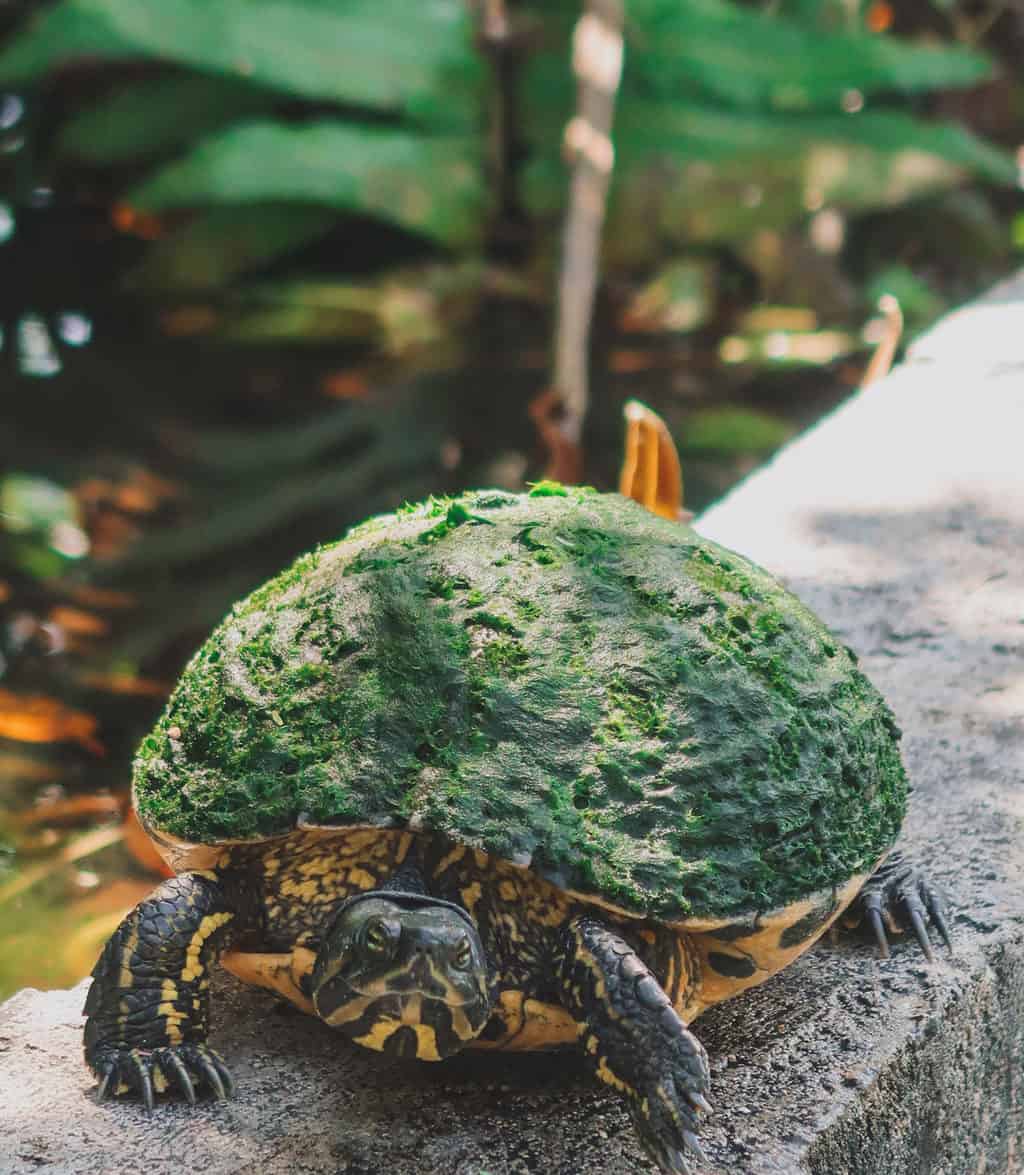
[0, 0, 1016, 301]
[0, 0, 1022, 996]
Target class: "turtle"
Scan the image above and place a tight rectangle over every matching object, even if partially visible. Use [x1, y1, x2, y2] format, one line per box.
[84, 486, 950, 1173]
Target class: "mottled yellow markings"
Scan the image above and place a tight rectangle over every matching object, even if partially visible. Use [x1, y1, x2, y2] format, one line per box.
[351, 1017, 441, 1060]
[181, 911, 233, 984]
[572, 929, 613, 1013]
[347, 867, 376, 890]
[434, 844, 467, 877]
[498, 880, 519, 902]
[586, 1034, 599, 1055]
[279, 877, 322, 902]
[665, 942, 676, 999]
[460, 882, 482, 916]
[596, 1055, 633, 1096]
[408, 1024, 441, 1060]
[222, 949, 316, 1015]
[156, 1001, 185, 1044]
[263, 853, 281, 878]
[352, 1018, 396, 1053]
[296, 855, 335, 877]
[117, 926, 140, 990]
[449, 1005, 479, 1043]
[469, 992, 579, 1052]
[690, 869, 871, 1009]
[152, 1066, 168, 1094]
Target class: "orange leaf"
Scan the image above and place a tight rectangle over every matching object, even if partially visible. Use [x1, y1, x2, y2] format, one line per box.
[77, 672, 171, 698]
[619, 400, 690, 523]
[321, 370, 369, 400]
[48, 606, 109, 638]
[13, 793, 121, 828]
[0, 688, 105, 755]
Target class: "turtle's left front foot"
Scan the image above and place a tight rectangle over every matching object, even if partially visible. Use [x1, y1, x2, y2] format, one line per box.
[559, 916, 712, 1174]
[854, 851, 952, 961]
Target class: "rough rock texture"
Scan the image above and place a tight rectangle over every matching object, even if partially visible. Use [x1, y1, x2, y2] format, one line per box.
[2, 273, 1023, 1173]
[134, 487, 906, 920]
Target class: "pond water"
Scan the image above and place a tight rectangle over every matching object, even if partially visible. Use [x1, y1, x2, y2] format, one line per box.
[0, 191, 860, 1000]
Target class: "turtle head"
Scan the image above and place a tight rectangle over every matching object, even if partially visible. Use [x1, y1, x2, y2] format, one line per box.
[311, 891, 493, 1059]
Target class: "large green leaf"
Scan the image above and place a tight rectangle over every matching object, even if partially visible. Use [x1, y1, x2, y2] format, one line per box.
[525, 132, 1010, 262]
[523, 99, 1016, 228]
[0, 0, 480, 128]
[58, 75, 276, 162]
[524, 0, 993, 118]
[128, 121, 484, 247]
[125, 204, 337, 290]
[612, 102, 1018, 182]
[624, 0, 993, 111]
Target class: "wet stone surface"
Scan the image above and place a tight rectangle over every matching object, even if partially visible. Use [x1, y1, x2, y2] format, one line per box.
[2, 273, 1023, 1173]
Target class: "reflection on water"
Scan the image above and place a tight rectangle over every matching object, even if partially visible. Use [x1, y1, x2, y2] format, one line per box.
[0, 109, 858, 998]
[0, 314, 852, 998]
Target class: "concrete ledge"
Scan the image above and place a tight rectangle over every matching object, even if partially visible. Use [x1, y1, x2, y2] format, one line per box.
[2, 275, 1023, 1173]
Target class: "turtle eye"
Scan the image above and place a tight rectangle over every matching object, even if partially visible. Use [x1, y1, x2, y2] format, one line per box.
[451, 934, 473, 971]
[362, 916, 395, 955]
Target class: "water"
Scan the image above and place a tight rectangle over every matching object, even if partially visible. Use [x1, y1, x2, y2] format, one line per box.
[0, 173, 859, 1001]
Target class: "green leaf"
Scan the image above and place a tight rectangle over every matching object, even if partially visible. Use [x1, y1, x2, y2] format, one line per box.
[682, 407, 793, 455]
[57, 74, 275, 162]
[624, 0, 993, 111]
[865, 265, 946, 329]
[613, 102, 1018, 183]
[125, 204, 336, 290]
[0, 0, 480, 128]
[129, 121, 484, 247]
[0, 475, 78, 534]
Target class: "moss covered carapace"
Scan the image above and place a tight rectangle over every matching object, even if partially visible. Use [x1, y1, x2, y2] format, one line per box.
[133, 489, 907, 920]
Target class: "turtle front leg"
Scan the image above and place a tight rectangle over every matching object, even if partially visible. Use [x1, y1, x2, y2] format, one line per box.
[851, 850, 952, 960]
[558, 916, 712, 1174]
[84, 870, 242, 1108]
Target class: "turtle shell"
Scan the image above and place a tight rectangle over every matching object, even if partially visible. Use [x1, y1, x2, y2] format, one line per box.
[133, 487, 907, 922]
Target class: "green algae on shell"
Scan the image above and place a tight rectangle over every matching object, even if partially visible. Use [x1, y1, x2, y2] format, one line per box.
[133, 488, 908, 921]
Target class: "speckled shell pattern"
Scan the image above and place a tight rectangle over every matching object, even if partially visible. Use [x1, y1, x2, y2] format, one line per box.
[132, 488, 908, 922]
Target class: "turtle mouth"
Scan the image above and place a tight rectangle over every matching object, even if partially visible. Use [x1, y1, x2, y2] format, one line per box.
[313, 976, 492, 1060]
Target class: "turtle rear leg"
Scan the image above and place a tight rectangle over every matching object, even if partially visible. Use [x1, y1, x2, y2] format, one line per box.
[558, 916, 712, 1175]
[852, 850, 952, 960]
[84, 870, 242, 1108]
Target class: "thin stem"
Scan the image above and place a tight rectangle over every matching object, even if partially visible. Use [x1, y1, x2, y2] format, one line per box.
[550, 0, 624, 450]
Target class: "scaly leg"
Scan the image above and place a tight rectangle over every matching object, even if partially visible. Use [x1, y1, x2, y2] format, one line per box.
[558, 915, 712, 1175]
[84, 870, 244, 1108]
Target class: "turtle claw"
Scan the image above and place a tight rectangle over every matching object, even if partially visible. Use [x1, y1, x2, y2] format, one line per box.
[197, 1052, 227, 1101]
[90, 1043, 235, 1108]
[682, 1130, 707, 1163]
[688, 1091, 714, 1116]
[165, 1051, 197, 1105]
[95, 1066, 115, 1102]
[663, 1147, 690, 1175]
[856, 852, 952, 961]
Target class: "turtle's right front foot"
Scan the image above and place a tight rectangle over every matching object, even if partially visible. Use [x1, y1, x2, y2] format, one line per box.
[83, 871, 239, 1108]
[90, 1042, 234, 1110]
